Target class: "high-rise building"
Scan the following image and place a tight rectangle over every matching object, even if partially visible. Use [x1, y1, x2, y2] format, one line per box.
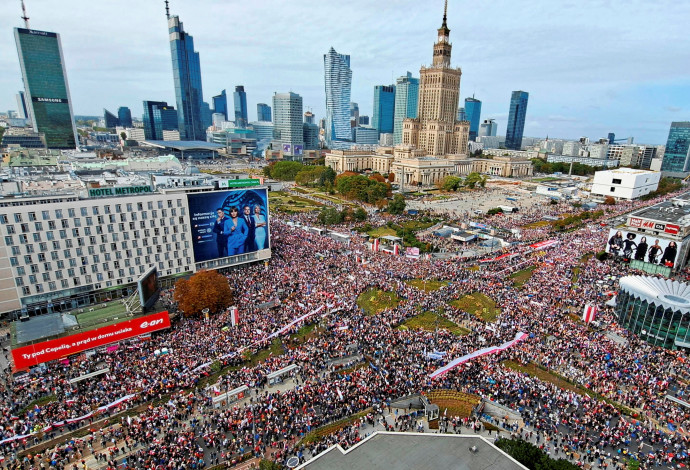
[393, 72, 419, 145]
[14, 27, 78, 149]
[478, 119, 497, 137]
[303, 122, 320, 150]
[373, 85, 396, 136]
[505, 91, 529, 150]
[358, 116, 369, 126]
[201, 101, 212, 130]
[350, 102, 359, 127]
[143, 101, 178, 140]
[233, 86, 248, 128]
[464, 97, 481, 141]
[352, 127, 379, 145]
[118, 107, 133, 128]
[457, 107, 466, 121]
[660, 122, 690, 173]
[324, 47, 352, 143]
[304, 111, 315, 125]
[272, 92, 304, 160]
[257, 103, 271, 122]
[168, 14, 205, 140]
[103, 109, 119, 128]
[402, 2, 469, 156]
[212, 90, 228, 121]
[250, 121, 274, 142]
[16, 91, 30, 120]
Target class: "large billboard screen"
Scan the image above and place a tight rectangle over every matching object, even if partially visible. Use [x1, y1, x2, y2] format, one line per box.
[138, 266, 159, 309]
[188, 188, 270, 263]
[12, 311, 171, 370]
[606, 228, 682, 269]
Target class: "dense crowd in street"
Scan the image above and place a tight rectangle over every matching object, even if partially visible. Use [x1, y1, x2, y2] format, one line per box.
[1, 187, 689, 470]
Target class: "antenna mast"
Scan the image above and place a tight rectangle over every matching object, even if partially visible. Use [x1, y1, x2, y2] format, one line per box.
[164, 0, 170, 20]
[20, 0, 30, 29]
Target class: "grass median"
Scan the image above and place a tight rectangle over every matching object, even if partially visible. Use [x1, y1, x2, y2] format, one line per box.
[357, 287, 400, 316]
[450, 293, 500, 322]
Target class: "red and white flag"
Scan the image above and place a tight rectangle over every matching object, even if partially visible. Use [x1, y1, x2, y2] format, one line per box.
[582, 304, 598, 323]
[393, 244, 400, 255]
[372, 239, 379, 252]
[230, 306, 240, 326]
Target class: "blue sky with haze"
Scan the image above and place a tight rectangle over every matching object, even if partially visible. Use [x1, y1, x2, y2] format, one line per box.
[2, 0, 689, 144]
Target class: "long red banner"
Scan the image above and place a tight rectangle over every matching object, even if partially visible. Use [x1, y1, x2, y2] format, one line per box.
[12, 311, 171, 370]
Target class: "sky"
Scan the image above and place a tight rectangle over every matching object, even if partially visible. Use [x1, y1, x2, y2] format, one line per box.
[2, 0, 690, 145]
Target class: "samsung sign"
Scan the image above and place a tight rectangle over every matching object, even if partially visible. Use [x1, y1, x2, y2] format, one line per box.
[88, 185, 154, 198]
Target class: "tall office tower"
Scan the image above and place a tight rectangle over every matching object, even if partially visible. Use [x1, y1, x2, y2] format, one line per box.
[457, 107, 466, 121]
[358, 115, 369, 126]
[478, 119, 497, 137]
[143, 100, 178, 140]
[505, 90, 529, 150]
[393, 72, 419, 145]
[117, 107, 133, 127]
[464, 96, 481, 141]
[303, 121, 320, 150]
[372, 85, 396, 136]
[14, 27, 78, 148]
[103, 109, 119, 128]
[201, 101, 212, 129]
[257, 103, 272, 122]
[660, 122, 690, 173]
[402, 1, 469, 156]
[153, 105, 179, 140]
[168, 13, 205, 140]
[16, 91, 30, 120]
[607, 132, 616, 145]
[350, 102, 359, 127]
[212, 90, 228, 120]
[272, 92, 304, 160]
[324, 47, 352, 143]
[304, 111, 315, 125]
[233, 86, 248, 127]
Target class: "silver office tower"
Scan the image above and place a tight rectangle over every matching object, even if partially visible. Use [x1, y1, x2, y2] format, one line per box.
[323, 47, 352, 145]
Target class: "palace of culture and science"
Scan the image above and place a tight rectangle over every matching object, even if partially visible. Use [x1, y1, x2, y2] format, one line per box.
[325, 2, 533, 186]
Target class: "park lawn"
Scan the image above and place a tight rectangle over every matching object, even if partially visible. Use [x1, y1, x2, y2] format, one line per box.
[367, 226, 399, 237]
[450, 293, 500, 322]
[74, 301, 130, 326]
[521, 220, 552, 229]
[427, 390, 480, 418]
[404, 279, 448, 292]
[509, 265, 537, 288]
[357, 287, 400, 315]
[398, 311, 469, 336]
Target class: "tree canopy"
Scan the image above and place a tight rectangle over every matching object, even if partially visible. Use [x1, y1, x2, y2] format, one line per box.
[335, 174, 391, 204]
[531, 158, 600, 176]
[495, 438, 580, 470]
[174, 270, 233, 317]
[388, 194, 406, 215]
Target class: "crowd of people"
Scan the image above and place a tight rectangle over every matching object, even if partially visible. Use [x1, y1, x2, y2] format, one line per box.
[1, 186, 689, 470]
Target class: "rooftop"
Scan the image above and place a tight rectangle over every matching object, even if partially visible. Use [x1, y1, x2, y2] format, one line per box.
[296, 432, 527, 470]
[141, 140, 225, 151]
[629, 192, 690, 226]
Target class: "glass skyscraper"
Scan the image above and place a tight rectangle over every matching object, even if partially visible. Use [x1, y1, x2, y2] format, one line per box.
[168, 15, 205, 141]
[273, 92, 304, 160]
[464, 97, 481, 141]
[103, 109, 119, 128]
[143, 101, 177, 140]
[118, 107, 133, 127]
[234, 86, 248, 128]
[14, 28, 78, 149]
[212, 90, 227, 121]
[505, 90, 529, 150]
[324, 47, 352, 143]
[660, 122, 690, 173]
[457, 107, 466, 121]
[16, 91, 30, 120]
[393, 72, 419, 145]
[373, 85, 396, 136]
[257, 103, 271, 122]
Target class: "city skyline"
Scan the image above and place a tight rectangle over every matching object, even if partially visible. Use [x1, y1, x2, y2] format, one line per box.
[1, 0, 689, 144]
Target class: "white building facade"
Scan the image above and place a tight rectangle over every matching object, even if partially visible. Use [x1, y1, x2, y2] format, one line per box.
[591, 168, 660, 200]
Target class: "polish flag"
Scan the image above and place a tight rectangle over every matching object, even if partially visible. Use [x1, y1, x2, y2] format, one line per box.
[372, 239, 380, 252]
[230, 306, 240, 327]
[582, 304, 598, 323]
[393, 244, 400, 256]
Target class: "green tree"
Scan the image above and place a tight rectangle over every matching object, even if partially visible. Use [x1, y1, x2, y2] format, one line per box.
[259, 459, 282, 470]
[270, 161, 305, 180]
[318, 207, 343, 225]
[319, 166, 337, 187]
[388, 194, 406, 214]
[353, 207, 368, 221]
[464, 172, 487, 189]
[440, 175, 463, 191]
[119, 131, 127, 141]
